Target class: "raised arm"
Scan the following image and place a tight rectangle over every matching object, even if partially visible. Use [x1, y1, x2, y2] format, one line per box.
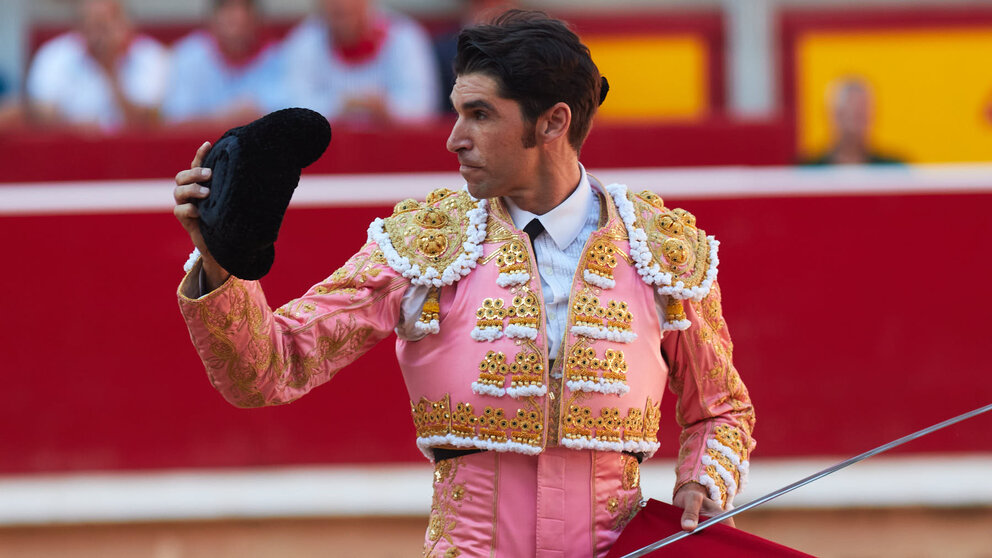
[173, 141, 408, 408]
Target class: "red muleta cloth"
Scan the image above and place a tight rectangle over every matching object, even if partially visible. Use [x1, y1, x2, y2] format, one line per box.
[606, 499, 817, 558]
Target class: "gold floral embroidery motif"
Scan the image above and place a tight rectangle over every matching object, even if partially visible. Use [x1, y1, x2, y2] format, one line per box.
[475, 298, 508, 329]
[560, 400, 659, 445]
[638, 190, 666, 210]
[629, 191, 711, 287]
[565, 346, 629, 385]
[508, 348, 545, 391]
[563, 405, 621, 443]
[315, 246, 386, 297]
[573, 295, 633, 332]
[424, 452, 464, 558]
[384, 189, 477, 272]
[607, 496, 619, 513]
[411, 396, 451, 438]
[507, 292, 540, 330]
[495, 240, 529, 276]
[607, 454, 643, 532]
[199, 279, 385, 407]
[623, 409, 644, 443]
[475, 350, 508, 391]
[413, 396, 544, 448]
[584, 239, 619, 284]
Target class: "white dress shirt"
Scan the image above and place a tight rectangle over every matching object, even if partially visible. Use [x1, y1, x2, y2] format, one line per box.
[502, 166, 598, 358]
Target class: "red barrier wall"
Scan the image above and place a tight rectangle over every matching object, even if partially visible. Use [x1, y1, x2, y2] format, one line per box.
[2, 182, 990, 475]
[0, 120, 793, 183]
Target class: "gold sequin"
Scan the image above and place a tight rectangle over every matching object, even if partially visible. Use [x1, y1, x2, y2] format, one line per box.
[607, 496, 620, 513]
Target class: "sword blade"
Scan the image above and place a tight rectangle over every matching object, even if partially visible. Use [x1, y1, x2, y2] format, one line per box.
[620, 402, 992, 558]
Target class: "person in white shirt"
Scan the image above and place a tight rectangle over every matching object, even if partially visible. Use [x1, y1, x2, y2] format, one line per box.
[25, 0, 169, 132]
[279, 0, 440, 125]
[162, 0, 287, 126]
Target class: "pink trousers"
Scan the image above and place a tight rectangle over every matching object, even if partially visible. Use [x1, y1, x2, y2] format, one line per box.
[423, 448, 644, 558]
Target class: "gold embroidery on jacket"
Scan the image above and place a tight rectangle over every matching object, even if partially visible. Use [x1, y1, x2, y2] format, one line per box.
[384, 190, 478, 273]
[200, 281, 402, 407]
[628, 190, 712, 287]
[559, 397, 660, 446]
[475, 350, 508, 391]
[565, 346, 629, 385]
[572, 295, 634, 336]
[507, 292, 540, 330]
[609, 454, 643, 532]
[419, 286, 441, 326]
[494, 240, 529, 276]
[475, 298, 508, 329]
[412, 395, 545, 449]
[508, 348, 545, 392]
[585, 239, 619, 282]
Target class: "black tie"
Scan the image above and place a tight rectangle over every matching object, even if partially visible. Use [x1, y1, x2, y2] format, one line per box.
[523, 218, 544, 251]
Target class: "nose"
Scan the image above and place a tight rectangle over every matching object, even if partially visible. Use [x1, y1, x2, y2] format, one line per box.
[446, 117, 471, 154]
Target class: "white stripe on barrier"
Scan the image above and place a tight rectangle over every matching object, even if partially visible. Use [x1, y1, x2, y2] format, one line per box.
[2, 164, 992, 216]
[0, 454, 989, 526]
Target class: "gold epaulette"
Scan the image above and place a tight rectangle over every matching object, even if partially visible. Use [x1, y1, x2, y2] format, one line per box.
[625, 189, 719, 302]
[369, 188, 488, 287]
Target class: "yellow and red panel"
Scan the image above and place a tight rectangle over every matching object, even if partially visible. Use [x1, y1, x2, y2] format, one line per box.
[788, 10, 992, 163]
[584, 33, 710, 122]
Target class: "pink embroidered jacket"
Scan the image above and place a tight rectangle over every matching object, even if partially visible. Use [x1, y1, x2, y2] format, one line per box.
[178, 183, 755, 509]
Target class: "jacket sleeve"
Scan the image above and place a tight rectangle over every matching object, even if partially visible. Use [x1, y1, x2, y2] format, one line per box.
[661, 280, 756, 509]
[177, 240, 408, 408]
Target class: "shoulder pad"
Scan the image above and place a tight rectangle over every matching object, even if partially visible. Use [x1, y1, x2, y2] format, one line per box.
[607, 184, 719, 301]
[367, 188, 488, 287]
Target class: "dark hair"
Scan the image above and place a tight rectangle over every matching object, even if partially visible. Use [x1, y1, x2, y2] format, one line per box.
[454, 10, 603, 153]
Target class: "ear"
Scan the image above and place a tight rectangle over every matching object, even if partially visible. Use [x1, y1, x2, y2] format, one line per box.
[538, 102, 572, 145]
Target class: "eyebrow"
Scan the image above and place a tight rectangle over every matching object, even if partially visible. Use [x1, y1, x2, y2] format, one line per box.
[454, 99, 497, 113]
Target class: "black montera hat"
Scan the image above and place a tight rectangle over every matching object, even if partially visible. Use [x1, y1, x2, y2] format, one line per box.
[195, 108, 331, 280]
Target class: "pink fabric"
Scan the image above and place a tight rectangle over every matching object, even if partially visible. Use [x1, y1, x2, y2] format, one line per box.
[424, 448, 642, 558]
[177, 241, 406, 407]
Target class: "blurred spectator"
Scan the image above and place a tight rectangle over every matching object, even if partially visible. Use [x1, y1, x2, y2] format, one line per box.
[801, 77, 902, 165]
[25, 0, 169, 132]
[162, 0, 285, 126]
[435, 0, 516, 113]
[280, 0, 439, 125]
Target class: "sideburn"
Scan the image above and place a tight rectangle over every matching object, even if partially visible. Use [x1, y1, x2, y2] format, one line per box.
[521, 119, 538, 148]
